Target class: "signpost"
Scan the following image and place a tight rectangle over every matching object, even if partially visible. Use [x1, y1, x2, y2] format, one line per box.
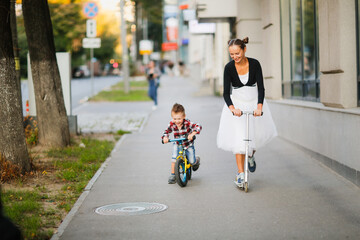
[82, 38, 101, 48]
[86, 19, 97, 38]
[83, 2, 98, 18]
[82, 2, 100, 97]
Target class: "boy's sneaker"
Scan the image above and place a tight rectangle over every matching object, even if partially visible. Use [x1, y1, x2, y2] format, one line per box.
[236, 172, 245, 184]
[168, 175, 176, 184]
[192, 156, 200, 171]
[248, 156, 256, 173]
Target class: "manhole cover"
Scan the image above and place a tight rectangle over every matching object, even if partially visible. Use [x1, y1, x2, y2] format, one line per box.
[95, 202, 168, 216]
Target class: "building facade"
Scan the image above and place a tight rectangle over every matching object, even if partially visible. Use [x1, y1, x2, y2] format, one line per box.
[188, 0, 360, 187]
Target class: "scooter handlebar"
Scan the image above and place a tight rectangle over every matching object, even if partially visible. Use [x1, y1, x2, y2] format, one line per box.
[241, 111, 263, 116]
[232, 111, 263, 116]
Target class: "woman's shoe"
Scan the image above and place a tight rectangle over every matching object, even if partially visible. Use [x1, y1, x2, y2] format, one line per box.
[248, 156, 256, 173]
[236, 172, 244, 184]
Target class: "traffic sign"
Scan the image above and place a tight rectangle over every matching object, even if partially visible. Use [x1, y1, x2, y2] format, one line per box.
[86, 19, 97, 38]
[139, 40, 153, 55]
[82, 38, 101, 48]
[83, 2, 98, 19]
[162, 42, 178, 51]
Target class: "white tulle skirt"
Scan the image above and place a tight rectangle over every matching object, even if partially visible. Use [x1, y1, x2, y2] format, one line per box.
[217, 86, 277, 155]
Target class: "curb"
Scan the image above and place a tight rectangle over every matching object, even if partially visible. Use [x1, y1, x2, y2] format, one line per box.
[50, 112, 151, 240]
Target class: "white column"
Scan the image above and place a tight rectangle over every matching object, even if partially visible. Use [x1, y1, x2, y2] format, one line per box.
[318, 0, 357, 108]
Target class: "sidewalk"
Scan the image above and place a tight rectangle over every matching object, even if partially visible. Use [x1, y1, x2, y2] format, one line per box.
[55, 75, 360, 240]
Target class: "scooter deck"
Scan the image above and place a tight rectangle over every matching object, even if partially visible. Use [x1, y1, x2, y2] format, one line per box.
[234, 180, 244, 189]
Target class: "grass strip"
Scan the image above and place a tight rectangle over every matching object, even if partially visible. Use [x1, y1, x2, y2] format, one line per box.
[2, 136, 116, 239]
[90, 80, 151, 102]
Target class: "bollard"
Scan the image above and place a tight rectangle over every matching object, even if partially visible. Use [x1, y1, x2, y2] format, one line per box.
[26, 100, 29, 116]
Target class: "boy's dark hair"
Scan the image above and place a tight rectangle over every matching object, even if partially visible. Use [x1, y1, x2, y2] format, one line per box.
[172, 103, 185, 114]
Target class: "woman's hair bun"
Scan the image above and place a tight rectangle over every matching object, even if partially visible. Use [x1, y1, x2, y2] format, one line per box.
[242, 37, 249, 44]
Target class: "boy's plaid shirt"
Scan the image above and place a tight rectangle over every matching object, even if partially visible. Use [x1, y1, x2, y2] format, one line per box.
[162, 119, 202, 147]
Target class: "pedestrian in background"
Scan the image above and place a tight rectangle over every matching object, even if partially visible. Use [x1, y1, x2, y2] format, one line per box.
[217, 37, 277, 185]
[146, 60, 161, 110]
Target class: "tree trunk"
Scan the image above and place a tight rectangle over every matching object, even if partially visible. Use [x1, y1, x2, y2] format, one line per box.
[10, 0, 22, 114]
[22, 0, 70, 147]
[0, 0, 31, 173]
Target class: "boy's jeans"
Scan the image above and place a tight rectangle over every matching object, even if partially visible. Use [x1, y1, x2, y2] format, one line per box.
[172, 143, 196, 164]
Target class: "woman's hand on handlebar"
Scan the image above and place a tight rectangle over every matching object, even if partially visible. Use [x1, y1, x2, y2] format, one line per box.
[231, 108, 242, 117]
[254, 104, 263, 117]
[253, 109, 262, 117]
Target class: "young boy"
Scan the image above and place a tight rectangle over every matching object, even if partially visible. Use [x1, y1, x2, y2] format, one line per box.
[162, 103, 202, 184]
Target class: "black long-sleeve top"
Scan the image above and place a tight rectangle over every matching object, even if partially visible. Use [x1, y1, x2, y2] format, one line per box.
[223, 58, 265, 107]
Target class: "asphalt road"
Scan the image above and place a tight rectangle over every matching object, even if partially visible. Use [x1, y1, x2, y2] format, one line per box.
[21, 75, 121, 115]
[56, 75, 360, 240]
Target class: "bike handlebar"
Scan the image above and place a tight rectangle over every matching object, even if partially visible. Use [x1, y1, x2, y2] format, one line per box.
[161, 136, 196, 144]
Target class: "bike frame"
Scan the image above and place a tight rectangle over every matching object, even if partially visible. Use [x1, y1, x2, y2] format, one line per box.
[169, 138, 190, 182]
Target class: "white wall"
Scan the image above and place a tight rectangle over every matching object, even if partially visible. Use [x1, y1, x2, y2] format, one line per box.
[318, 0, 357, 108]
[196, 0, 238, 18]
[270, 100, 360, 174]
[214, 21, 231, 92]
[260, 0, 282, 100]
[188, 34, 214, 83]
[236, 0, 264, 65]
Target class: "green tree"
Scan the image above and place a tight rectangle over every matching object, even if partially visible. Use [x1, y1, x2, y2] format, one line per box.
[49, 3, 86, 67]
[94, 32, 118, 65]
[17, 2, 119, 76]
[135, 0, 163, 51]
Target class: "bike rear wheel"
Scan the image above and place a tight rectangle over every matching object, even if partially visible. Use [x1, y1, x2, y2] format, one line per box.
[175, 158, 188, 187]
[187, 166, 192, 180]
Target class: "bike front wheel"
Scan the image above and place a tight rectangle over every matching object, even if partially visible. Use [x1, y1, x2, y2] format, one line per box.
[175, 158, 188, 187]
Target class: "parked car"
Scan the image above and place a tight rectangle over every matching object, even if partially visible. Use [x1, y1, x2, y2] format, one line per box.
[72, 65, 90, 78]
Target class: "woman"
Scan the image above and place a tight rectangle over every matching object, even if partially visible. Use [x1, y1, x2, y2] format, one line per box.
[146, 60, 161, 110]
[217, 37, 277, 185]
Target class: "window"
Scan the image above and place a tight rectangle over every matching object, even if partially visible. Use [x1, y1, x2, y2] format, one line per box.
[280, 0, 319, 101]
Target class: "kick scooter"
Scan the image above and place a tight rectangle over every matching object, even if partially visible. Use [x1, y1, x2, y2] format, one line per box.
[234, 111, 262, 192]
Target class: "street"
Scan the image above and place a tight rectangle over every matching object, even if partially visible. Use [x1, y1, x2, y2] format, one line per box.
[54, 75, 360, 240]
[21, 75, 122, 115]
[2, 1, 359, 239]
